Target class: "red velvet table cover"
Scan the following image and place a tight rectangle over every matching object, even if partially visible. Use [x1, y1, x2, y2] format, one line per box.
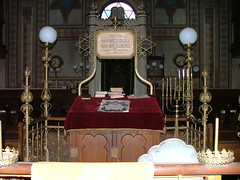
[64, 96, 165, 131]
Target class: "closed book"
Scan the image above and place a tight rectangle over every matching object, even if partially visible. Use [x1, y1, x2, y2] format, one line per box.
[110, 87, 123, 92]
[82, 94, 91, 100]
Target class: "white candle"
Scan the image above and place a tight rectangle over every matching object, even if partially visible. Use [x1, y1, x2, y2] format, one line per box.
[186, 67, 190, 77]
[174, 77, 177, 99]
[169, 78, 172, 98]
[178, 69, 181, 78]
[0, 120, 2, 158]
[166, 78, 169, 97]
[214, 118, 219, 153]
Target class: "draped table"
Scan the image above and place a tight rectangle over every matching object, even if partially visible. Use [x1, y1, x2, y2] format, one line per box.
[64, 95, 166, 162]
[65, 96, 165, 131]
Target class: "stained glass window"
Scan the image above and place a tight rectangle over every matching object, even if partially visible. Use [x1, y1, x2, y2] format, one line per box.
[101, 2, 136, 19]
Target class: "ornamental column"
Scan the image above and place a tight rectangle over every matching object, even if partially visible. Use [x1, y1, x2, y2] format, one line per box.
[134, 1, 148, 96]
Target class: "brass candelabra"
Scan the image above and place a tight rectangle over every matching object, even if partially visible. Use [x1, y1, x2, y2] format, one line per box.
[73, 62, 91, 81]
[162, 76, 186, 138]
[162, 27, 197, 138]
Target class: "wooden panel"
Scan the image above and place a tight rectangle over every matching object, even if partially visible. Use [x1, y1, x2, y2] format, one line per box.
[119, 134, 146, 162]
[68, 129, 163, 162]
[117, 130, 162, 162]
[69, 130, 113, 162]
[82, 134, 108, 162]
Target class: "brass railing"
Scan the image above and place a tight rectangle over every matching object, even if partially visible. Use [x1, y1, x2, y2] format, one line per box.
[161, 72, 212, 151]
[163, 117, 204, 152]
[23, 117, 67, 162]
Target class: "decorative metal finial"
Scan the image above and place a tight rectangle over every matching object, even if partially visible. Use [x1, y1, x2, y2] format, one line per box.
[21, 67, 33, 106]
[199, 72, 212, 104]
[40, 42, 52, 117]
[20, 67, 33, 162]
[89, 0, 97, 15]
[198, 71, 212, 150]
[138, 0, 146, 15]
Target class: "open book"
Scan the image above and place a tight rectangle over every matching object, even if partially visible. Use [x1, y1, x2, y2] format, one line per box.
[98, 99, 130, 112]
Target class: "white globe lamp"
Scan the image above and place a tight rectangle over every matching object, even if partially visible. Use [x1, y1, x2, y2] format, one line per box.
[39, 26, 57, 43]
[179, 27, 197, 45]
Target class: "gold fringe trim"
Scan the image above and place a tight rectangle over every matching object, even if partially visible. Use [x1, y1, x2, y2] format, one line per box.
[66, 127, 165, 134]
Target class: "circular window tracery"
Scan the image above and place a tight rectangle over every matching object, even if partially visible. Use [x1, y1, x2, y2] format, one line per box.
[100, 2, 136, 19]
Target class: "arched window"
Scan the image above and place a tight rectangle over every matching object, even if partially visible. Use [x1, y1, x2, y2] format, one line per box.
[100, 2, 136, 19]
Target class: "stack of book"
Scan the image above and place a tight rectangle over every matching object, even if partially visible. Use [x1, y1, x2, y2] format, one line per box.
[95, 91, 108, 97]
[95, 88, 125, 98]
[108, 87, 125, 98]
[82, 94, 91, 100]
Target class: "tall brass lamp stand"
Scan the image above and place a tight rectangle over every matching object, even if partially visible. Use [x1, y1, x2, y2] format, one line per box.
[39, 26, 57, 117]
[179, 27, 198, 118]
[39, 26, 57, 160]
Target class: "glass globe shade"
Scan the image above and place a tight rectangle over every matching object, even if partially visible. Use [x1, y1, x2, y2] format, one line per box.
[145, 64, 150, 70]
[152, 61, 157, 67]
[73, 65, 78, 71]
[39, 26, 57, 43]
[79, 62, 84, 68]
[179, 27, 197, 45]
[86, 65, 91, 70]
[159, 64, 164, 70]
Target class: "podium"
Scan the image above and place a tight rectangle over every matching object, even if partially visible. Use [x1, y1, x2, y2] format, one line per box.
[65, 96, 165, 162]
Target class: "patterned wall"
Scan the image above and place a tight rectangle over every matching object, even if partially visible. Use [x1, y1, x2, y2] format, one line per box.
[203, 4, 214, 88]
[22, 1, 34, 88]
[3, 0, 233, 89]
[189, 0, 200, 87]
[219, 0, 230, 88]
[7, 0, 18, 87]
[36, 0, 46, 88]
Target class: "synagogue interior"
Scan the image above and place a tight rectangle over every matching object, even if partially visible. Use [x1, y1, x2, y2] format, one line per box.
[0, 0, 240, 179]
